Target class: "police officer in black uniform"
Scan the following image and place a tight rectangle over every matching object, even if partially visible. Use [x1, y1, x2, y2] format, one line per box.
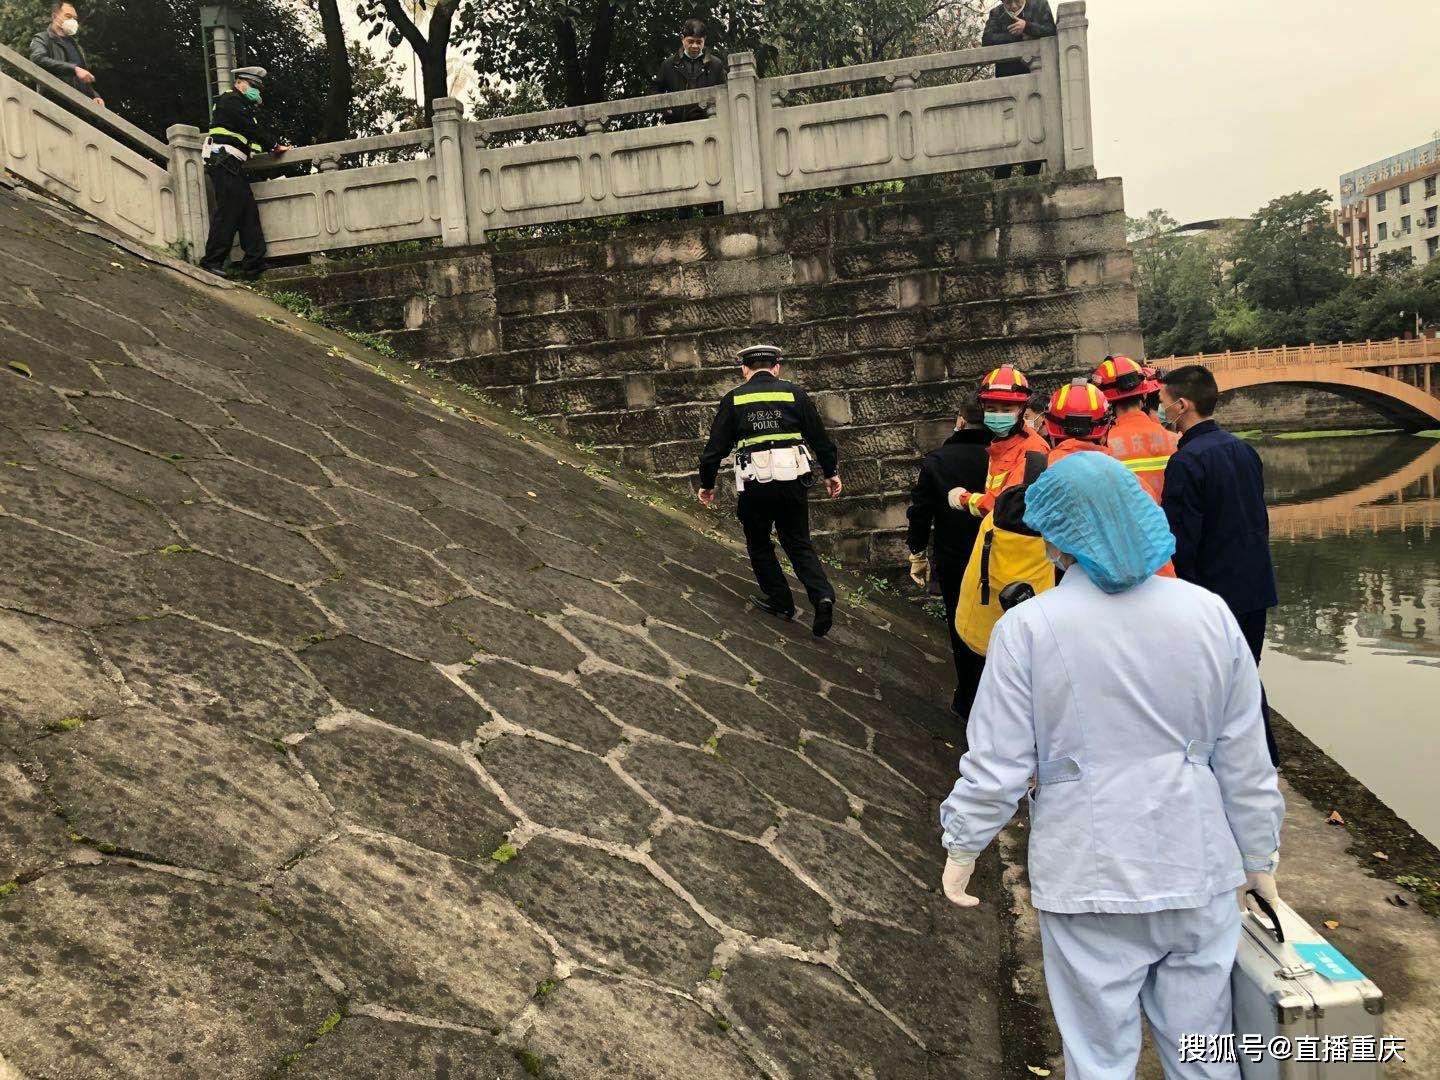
[200, 66, 289, 279]
[697, 345, 842, 637]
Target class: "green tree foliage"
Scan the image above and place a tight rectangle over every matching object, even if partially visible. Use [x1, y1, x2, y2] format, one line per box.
[1131, 190, 1440, 356]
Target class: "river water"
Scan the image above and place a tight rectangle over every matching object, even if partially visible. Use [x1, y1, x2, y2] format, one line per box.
[1258, 433, 1440, 844]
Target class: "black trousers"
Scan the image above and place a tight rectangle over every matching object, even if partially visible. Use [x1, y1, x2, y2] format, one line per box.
[937, 554, 986, 718]
[1234, 608, 1279, 767]
[736, 479, 835, 613]
[201, 156, 266, 276]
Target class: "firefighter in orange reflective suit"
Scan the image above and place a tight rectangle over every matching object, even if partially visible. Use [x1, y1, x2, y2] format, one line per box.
[1092, 356, 1178, 502]
[947, 365, 1048, 518]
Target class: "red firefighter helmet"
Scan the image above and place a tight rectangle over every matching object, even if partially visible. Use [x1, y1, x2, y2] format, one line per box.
[1089, 355, 1151, 403]
[1140, 361, 1163, 395]
[1044, 378, 1112, 442]
[978, 365, 1032, 405]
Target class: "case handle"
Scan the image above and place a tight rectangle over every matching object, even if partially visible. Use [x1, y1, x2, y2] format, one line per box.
[1245, 890, 1285, 944]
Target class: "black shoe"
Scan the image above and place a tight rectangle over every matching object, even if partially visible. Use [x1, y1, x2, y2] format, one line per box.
[811, 598, 834, 638]
[750, 595, 796, 621]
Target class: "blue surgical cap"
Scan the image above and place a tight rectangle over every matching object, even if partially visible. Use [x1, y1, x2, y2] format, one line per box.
[1022, 451, 1175, 594]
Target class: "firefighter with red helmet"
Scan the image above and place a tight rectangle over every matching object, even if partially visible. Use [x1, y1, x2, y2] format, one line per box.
[1041, 378, 1113, 464]
[947, 365, 1048, 518]
[1091, 356, 1177, 501]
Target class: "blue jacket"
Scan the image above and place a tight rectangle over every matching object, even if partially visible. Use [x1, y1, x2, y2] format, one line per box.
[940, 566, 1283, 914]
[1161, 420, 1277, 616]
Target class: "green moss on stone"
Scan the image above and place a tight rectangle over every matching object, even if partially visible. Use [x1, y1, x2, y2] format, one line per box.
[7, 361, 33, 378]
[47, 716, 84, 732]
[314, 1011, 342, 1037]
[96, 842, 117, 854]
[514, 1049, 546, 1077]
[534, 978, 558, 999]
[0, 881, 19, 899]
[707, 967, 723, 981]
[490, 842, 519, 864]
[155, 544, 195, 556]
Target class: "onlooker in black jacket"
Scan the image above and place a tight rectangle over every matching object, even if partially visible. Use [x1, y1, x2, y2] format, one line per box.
[29, 1, 102, 107]
[906, 394, 993, 717]
[981, 0, 1054, 177]
[656, 18, 726, 124]
[1159, 364, 1281, 765]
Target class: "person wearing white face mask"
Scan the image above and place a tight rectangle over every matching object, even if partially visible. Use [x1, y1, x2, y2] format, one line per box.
[656, 18, 727, 217]
[29, 1, 103, 108]
[939, 450, 1284, 1080]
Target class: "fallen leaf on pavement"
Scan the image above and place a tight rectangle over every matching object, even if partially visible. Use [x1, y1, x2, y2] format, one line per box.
[1326, 811, 1344, 825]
[1385, 894, 1409, 908]
[1373, 851, 1389, 861]
[1324, 920, 1340, 930]
[1026, 1068, 1051, 1077]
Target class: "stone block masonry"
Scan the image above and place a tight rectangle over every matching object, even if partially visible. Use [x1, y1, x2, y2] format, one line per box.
[277, 178, 1142, 569]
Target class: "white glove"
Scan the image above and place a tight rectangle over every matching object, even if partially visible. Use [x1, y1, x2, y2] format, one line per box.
[1240, 870, 1279, 910]
[946, 486, 972, 511]
[942, 851, 980, 907]
[908, 552, 930, 588]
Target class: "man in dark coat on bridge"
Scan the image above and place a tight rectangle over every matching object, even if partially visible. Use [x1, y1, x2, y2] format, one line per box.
[906, 393, 992, 718]
[1159, 364, 1280, 766]
[981, 0, 1055, 177]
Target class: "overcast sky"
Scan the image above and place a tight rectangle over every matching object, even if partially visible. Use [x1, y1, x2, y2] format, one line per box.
[1086, 0, 1438, 224]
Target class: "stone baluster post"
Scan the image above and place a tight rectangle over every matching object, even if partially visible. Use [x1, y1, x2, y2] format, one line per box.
[431, 97, 470, 248]
[722, 51, 767, 213]
[165, 124, 208, 262]
[1055, 1, 1094, 174]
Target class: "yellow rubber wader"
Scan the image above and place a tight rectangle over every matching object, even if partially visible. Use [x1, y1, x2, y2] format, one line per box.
[954, 515, 1055, 656]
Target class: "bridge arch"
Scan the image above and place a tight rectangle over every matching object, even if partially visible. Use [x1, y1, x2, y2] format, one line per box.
[1217, 365, 1440, 432]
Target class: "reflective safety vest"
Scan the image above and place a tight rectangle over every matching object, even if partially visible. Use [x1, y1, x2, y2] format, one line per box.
[962, 428, 1049, 517]
[1107, 408, 1178, 502]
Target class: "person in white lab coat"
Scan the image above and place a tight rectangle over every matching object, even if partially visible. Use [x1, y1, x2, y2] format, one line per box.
[938, 451, 1285, 1080]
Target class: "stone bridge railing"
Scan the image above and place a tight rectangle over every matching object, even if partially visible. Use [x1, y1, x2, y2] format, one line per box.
[170, 1, 1091, 260]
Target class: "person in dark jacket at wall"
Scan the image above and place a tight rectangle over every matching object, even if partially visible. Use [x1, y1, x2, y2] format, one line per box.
[697, 345, 843, 638]
[29, 1, 103, 107]
[980, 0, 1055, 177]
[657, 18, 727, 122]
[199, 66, 290, 280]
[1158, 364, 1281, 766]
[906, 393, 993, 717]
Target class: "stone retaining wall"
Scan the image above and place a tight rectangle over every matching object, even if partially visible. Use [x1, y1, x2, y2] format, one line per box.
[279, 179, 1142, 568]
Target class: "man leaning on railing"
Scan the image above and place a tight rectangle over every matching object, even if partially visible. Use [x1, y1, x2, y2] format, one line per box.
[981, 0, 1054, 178]
[29, 0, 102, 109]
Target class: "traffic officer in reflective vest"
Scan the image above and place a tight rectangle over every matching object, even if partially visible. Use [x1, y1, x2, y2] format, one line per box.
[697, 345, 843, 637]
[199, 66, 290, 279]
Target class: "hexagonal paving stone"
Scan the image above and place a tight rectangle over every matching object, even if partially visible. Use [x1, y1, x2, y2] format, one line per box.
[319, 484, 450, 551]
[101, 365, 232, 428]
[717, 736, 851, 823]
[277, 833, 552, 1026]
[433, 543, 560, 613]
[0, 333, 107, 393]
[211, 427, 330, 487]
[582, 670, 714, 745]
[480, 734, 655, 844]
[563, 613, 672, 677]
[679, 675, 801, 748]
[495, 836, 720, 987]
[134, 344, 250, 400]
[781, 640, 880, 696]
[149, 552, 332, 646]
[324, 456, 431, 510]
[838, 901, 1004, 1062]
[36, 707, 330, 877]
[463, 660, 622, 753]
[774, 815, 929, 929]
[0, 368, 76, 428]
[857, 803, 943, 884]
[523, 975, 760, 1080]
[26, 429, 203, 505]
[827, 685, 892, 731]
[184, 458, 336, 526]
[0, 464, 176, 552]
[287, 1016, 532, 1079]
[100, 616, 330, 739]
[170, 501, 334, 584]
[876, 683, 962, 742]
[422, 504, 536, 565]
[0, 862, 335, 1079]
[1, 752, 70, 881]
[754, 678, 868, 748]
[73, 396, 214, 458]
[802, 737, 927, 816]
[313, 579, 473, 664]
[420, 477, 515, 527]
[315, 524, 462, 603]
[0, 515, 161, 628]
[651, 825, 831, 947]
[326, 422, 428, 474]
[222, 400, 338, 455]
[296, 722, 513, 862]
[873, 733, 962, 799]
[442, 596, 584, 672]
[716, 632, 819, 692]
[723, 952, 929, 1079]
[0, 300, 134, 366]
[0, 608, 124, 741]
[620, 741, 775, 836]
[620, 580, 720, 632]
[531, 530, 625, 582]
[302, 636, 486, 744]
[647, 624, 743, 676]
[539, 567, 646, 625]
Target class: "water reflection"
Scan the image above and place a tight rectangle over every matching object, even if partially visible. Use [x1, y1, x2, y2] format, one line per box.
[1258, 434, 1440, 841]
